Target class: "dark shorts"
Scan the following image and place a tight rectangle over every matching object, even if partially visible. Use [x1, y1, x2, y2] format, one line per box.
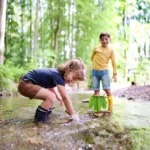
[18, 78, 41, 99]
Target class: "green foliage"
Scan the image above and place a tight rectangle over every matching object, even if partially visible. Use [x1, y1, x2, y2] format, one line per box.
[4, 61, 25, 81]
[2, 0, 150, 85]
[0, 65, 13, 79]
[89, 96, 107, 112]
[0, 65, 17, 92]
[130, 128, 150, 150]
[0, 76, 16, 92]
[139, 59, 150, 72]
[0, 59, 40, 93]
[22, 57, 39, 72]
[36, 49, 56, 67]
[133, 0, 150, 23]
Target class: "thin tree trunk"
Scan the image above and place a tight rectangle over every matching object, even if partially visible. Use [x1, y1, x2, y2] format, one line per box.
[51, 0, 61, 67]
[71, 0, 75, 59]
[33, 0, 40, 56]
[75, 11, 80, 57]
[30, 0, 32, 55]
[40, 1, 44, 66]
[49, 0, 54, 48]
[123, 1, 128, 81]
[5, 12, 8, 54]
[68, 0, 71, 59]
[0, 0, 7, 64]
[20, 0, 24, 66]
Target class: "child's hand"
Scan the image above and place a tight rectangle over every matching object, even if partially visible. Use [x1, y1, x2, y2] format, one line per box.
[56, 96, 64, 106]
[71, 113, 80, 122]
[112, 74, 117, 82]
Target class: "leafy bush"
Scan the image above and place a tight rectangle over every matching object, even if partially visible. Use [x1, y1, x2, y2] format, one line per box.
[0, 65, 13, 79]
[0, 64, 24, 93]
[0, 59, 41, 93]
[0, 76, 16, 93]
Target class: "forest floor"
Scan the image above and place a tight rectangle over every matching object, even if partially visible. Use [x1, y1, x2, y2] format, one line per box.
[112, 85, 150, 101]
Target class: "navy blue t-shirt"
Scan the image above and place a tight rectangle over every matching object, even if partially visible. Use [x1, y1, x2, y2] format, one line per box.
[22, 68, 65, 88]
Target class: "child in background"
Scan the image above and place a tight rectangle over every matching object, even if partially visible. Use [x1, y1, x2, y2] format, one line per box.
[91, 32, 117, 112]
[18, 58, 86, 123]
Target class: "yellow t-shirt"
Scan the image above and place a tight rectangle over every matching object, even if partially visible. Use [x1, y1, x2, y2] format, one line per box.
[91, 45, 117, 74]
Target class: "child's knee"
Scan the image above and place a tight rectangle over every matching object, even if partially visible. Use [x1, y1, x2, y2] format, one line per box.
[46, 92, 56, 103]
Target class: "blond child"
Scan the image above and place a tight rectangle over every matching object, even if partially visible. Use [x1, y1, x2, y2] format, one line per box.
[18, 58, 86, 123]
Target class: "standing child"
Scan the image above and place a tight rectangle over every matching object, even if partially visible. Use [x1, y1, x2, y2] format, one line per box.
[18, 58, 86, 123]
[91, 32, 117, 112]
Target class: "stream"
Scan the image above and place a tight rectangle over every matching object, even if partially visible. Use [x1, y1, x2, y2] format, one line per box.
[0, 91, 150, 150]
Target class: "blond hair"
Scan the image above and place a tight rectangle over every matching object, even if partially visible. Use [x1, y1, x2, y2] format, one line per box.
[57, 58, 86, 81]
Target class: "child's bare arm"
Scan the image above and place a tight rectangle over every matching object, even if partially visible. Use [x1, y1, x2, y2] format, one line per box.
[56, 84, 79, 121]
[56, 84, 75, 115]
[48, 88, 64, 105]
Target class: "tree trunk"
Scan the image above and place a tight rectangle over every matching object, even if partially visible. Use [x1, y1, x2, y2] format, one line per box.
[71, 0, 75, 59]
[20, 0, 25, 66]
[51, 0, 62, 67]
[29, 0, 32, 55]
[0, 0, 7, 65]
[49, 0, 54, 48]
[68, 0, 71, 59]
[33, 0, 40, 56]
[123, 2, 128, 81]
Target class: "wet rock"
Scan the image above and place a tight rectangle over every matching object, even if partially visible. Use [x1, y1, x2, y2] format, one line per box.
[81, 99, 90, 103]
[121, 95, 125, 97]
[0, 91, 7, 96]
[127, 97, 134, 100]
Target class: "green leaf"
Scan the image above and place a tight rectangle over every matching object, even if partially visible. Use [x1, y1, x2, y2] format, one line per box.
[89, 96, 107, 112]
[100, 96, 107, 109]
[97, 97, 102, 111]
[94, 98, 98, 112]
[88, 96, 95, 108]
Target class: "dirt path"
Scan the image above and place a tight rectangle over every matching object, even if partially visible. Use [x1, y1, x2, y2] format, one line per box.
[112, 85, 150, 101]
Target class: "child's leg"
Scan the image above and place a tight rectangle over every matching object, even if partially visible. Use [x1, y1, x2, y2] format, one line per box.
[105, 90, 113, 112]
[101, 70, 113, 112]
[47, 108, 53, 116]
[94, 90, 100, 96]
[33, 88, 56, 122]
[92, 70, 100, 96]
[107, 95, 113, 112]
[34, 88, 56, 109]
[18, 79, 55, 122]
[34, 106, 48, 122]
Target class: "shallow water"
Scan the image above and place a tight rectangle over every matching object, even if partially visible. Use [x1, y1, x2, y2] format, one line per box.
[0, 92, 150, 150]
